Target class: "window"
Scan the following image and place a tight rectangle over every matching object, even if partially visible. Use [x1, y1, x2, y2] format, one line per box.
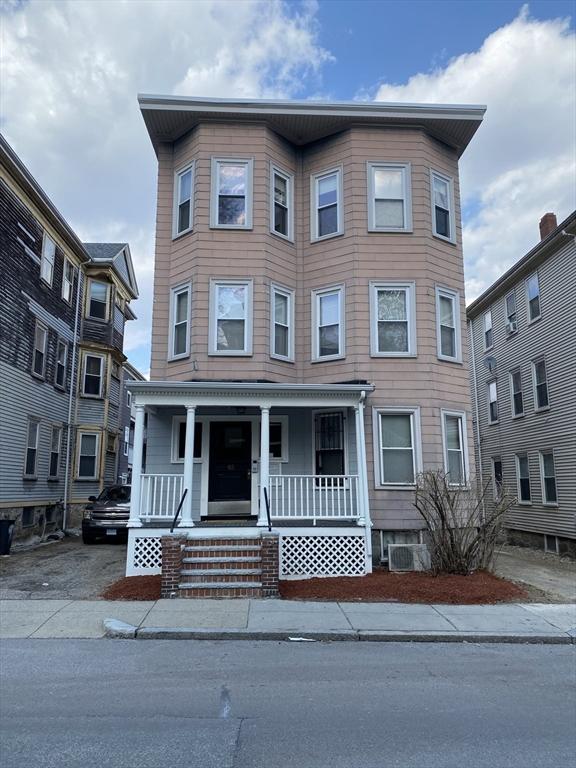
[77, 433, 100, 479]
[376, 409, 421, 486]
[435, 287, 460, 361]
[442, 411, 467, 485]
[370, 282, 416, 356]
[49, 426, 62, 478]
[488, 380, 499, 423]
[314, 412, 345, 477]
[106, 432, 117, 454]
[24, 419, 39, 478]
[367, 163, 412, 232]
[271, 166, 293, 240]
[269, 421, 285, 460]
[32, 322, 47, 378]
[311, 167, 342, 240]
[532, 358, 549, 410]
[312, 286, 344, 361]
[62, 259, 74, 303]
[173, 164, 194, 237]
[431, 171, 454, 241]
[40, 233, 56, 285]
[55, 340, 67, 389]
[484, 310, 493, 349]
[539, 451, 558, 504]
[211, 158, 253, 229]
[526, 273, 541, 322]
[82, 354, 104, 397]
[21, 508, 35, 527]
[127, 390, 132, 407]
[509, 369, 524, 417]
[123, 426, 130, 457]
[169, 284, 191, 360]
[505, 291, 517, 334]
[515, 454, 531, 503]
[492, 457, 503, 501]
[172, 419, 203, 462]
[87, 280, 109, 320]
[209, 280, 253, 355]
[271, 286, 294, 360]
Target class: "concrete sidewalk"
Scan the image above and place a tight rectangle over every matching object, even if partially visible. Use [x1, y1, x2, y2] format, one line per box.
[1, 598, 575, 643]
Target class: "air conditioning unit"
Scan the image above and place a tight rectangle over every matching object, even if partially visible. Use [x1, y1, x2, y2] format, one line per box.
[388, 544, 431, 572]
[506, 320, 517, 334]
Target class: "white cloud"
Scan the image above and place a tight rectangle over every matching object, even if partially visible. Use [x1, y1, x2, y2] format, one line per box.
[374, 5, 576, 302]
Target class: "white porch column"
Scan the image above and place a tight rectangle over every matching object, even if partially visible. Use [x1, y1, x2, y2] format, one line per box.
[258, 405, 270, 526]
[179, 404, 196, 528]
[127, 405, 145, 528]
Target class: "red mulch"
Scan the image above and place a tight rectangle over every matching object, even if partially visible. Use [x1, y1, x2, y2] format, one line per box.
[101, 575, 161, 601]
[279, 569, 528, 605]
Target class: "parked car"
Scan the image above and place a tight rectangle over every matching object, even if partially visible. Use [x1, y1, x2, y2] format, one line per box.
[82, 485, 131, 544]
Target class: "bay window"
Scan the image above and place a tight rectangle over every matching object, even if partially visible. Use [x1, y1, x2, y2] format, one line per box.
[271, 286, 294, 361]
[368, 163, 412, 231]
[376, 409, 421, 486]
[271, 166, 293, 240]
[211, 158, 253, 229]
[442, 411, 467, 485]
[311, 167, 342, 240]
[209, 280, 252, 355]
[431, 170, 454, 241]
[312, 285, 344, 361]
[173, 164, 194, 237]
[370, 282, 416, 356]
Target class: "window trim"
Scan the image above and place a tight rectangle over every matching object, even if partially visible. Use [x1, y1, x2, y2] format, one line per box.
[54, 338, 68, 391]
[310, 166, 344, 242]
[483, 310, 493, 351]
[515, 453, 532, 505]
[48, 424, 62, 479]
[369, 281, 417, 357]
[62, 258, 74, 304]
[270, 164, 294, 242]
[172, 162, 195, 239]
[539, 450, 558, 506]
[210, 157, 254, 230]
[270, 284, 295, 362]
[311, 409, 349, 478]
[435, 286, 461, 362]
[491, 456, 503, 501]
[430, 169, 456, 243]
[86, 278, 110, 322]
[509, 368, 524, 418]
[171, 416, 203, 463]
[168, 283, 191, 361]
[373, 406, 422, 489]
[23, 418, 40, 479]
[40, 232, 56, 286]
[31, 320, 47, 380]
[208, 278, 253, 356]
[81, 353, 105, 399]
[531, 357, 550, 412]
[441, 409, 469, 487]
[526, 272, 541, 324]
[367, 162, 413, 233]
[487, 379, 499, 425]
[76, 431, 100, 481]
[311, 284, 345, 362]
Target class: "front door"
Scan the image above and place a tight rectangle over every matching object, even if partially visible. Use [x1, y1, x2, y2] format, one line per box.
[208, 421, 252, 515]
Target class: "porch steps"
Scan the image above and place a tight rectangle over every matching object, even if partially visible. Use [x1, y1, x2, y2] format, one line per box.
[178, 537, 264, 598]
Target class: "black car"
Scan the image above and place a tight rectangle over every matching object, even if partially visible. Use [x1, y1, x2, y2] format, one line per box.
[82, 485, 131, 544]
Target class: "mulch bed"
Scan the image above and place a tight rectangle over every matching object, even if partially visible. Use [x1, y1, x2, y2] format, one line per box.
[279, 568, 528, 604]
[101, 575, 161, 601]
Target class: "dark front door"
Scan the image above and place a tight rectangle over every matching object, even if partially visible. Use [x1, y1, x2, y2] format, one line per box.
[208, 422, 252, 503]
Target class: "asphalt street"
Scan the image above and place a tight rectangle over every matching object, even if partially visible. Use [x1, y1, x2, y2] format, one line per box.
[1, 640, 574, 768]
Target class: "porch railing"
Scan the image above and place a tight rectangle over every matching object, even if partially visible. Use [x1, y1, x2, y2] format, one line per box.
[268, 475, 361, 524]
[140, 474, 184, 519]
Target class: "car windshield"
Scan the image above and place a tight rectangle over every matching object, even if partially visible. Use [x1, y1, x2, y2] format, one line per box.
[97, 486, 131, 503]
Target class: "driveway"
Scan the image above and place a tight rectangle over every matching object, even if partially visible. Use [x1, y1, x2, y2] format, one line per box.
[0, 537, 126, 599]
[494, 545, 576, 602]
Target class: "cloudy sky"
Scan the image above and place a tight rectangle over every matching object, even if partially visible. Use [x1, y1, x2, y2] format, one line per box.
[2, 0, 574, 375]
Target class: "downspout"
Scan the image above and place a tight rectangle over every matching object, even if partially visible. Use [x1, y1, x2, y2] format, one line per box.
[358, 391, 373, 565]
[63, 266, 82, 532]
[468, 318, 483, 493]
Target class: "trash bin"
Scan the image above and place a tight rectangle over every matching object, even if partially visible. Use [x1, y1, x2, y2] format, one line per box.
[0, 520, 15, 555]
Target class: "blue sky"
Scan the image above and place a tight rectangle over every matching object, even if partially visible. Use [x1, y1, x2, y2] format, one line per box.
[2, 0, 575, 376]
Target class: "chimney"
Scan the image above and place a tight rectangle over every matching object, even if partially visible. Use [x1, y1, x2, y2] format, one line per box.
[539, 212, 557, 240]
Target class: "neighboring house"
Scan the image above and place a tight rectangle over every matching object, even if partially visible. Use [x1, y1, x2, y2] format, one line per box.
[125, 95, 485, 588]
[118, 361, 147, 484]
[468, 211, 576, 558]
[0, 135, 138, 539]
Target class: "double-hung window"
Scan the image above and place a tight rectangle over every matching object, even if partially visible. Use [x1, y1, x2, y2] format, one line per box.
[312, 285, 344, 361]
[87, 280, 109, 320]
[509, 369, 524, 417]
[376, 408, 421, 486]
[77, 433, 99, 479]
[484, 310, 493, 349]
[211, 158, 253, 229]
[367, 163, 412, 232]
[62, 259, 74, 303]
[271, 286, 294, 361]
[209, 280, 252, 355]
[314, 412, 345, 477]
[505, 291, 517, 334]
[24, 419, 39, 478]
[172, 418, 203, 462]
[526, 273, 541, 322]
[488, 380, 499, 424]
[435, 287, 460, 361]
[55, 340, 67, 389]
[82, 354, 104, 397]
[271, 166, 293, 240]
[539, 451, 558, 504]
[169, 284, 191, 360]
[431, 171, 454, 241]
[532, 358, 549, 410]
[370, 282, 416, 356]
[49, 425, 62, 479]
[173, 164, 194, 237]
[40, 233, 56, 285]
[311, 167, 342, 240]
[32, 322, 47, 378]
[515, 454, 531, 503]
[492, 457, 503, 501]
[441, 411, 467, 485]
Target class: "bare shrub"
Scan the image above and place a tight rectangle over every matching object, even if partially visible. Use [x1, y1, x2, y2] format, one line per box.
[413, 470, 515, 576]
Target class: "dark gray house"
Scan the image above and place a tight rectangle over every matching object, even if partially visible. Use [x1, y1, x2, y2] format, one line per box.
[467, 211, 576, 557]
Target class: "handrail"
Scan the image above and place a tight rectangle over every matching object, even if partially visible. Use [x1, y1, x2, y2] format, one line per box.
[263, 486, 272, 532]
[170, 488, 188, 533]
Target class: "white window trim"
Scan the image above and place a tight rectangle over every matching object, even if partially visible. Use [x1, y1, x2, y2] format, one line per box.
[372, 406, 422, 489]
[270, 164, 294, 242]
[515, 453, 532, 506]
[531, 357, 550, 412]
[430, 169, 456, 243]
[311, 284, 345, 362]
[310, 166, 344, 242]
[367, 162, 413, 232]
[270, 284, 295, 362]
[210, 157, 254, 230]
[526, 272, 542, 324]
[76, 431, 100, 480]
[171, 416, 204, 464]
[509, 368, 524, 418]
[81, 353, 105, 399]
[269, 416, 289, 463]
[487, 379, 499, 425]
[23, 418, 40, 479]
[54, 339, 68, 390]
[40, 232, 56, 286]
[435, 286, 461, 362]
[48, 425, 62, 479]
[32, 321, 47, 379]
[369, 281, 417, 357]
[441, 409, 470, 487]
[127, 390, 132, 407]
[86, 278, 110, 321]
[168, 283, 191, 361]
[483, 310, 493, 351]
[491, 456, 503, 501]
[172, 162, 195, 239]
[208, 279, 253, 356]
[505, 291, 518, 335]
[311, 409, 349, 477]
[62, 258, 74, 304]
[539, 450, 558, 506]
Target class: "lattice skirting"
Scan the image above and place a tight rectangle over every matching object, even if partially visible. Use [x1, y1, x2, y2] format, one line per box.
[126, 530, 165, 576]
[279, 533, 368, 578]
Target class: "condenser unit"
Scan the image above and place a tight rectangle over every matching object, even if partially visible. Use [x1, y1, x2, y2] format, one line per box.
[388, 544, 431, 572]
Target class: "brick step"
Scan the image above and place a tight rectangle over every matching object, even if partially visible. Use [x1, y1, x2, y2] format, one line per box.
[182, 557, 262, 567]
[184, 539, 261, 547]
[183, 545, 261, 553]
[179, 580, 262, 589]
[180, 571, 262, 583]
[179, 586, 263, 599]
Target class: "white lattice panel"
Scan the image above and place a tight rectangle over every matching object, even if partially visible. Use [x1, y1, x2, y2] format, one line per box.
[280, 534, 367, 578]
[126, 530, 165, 575]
